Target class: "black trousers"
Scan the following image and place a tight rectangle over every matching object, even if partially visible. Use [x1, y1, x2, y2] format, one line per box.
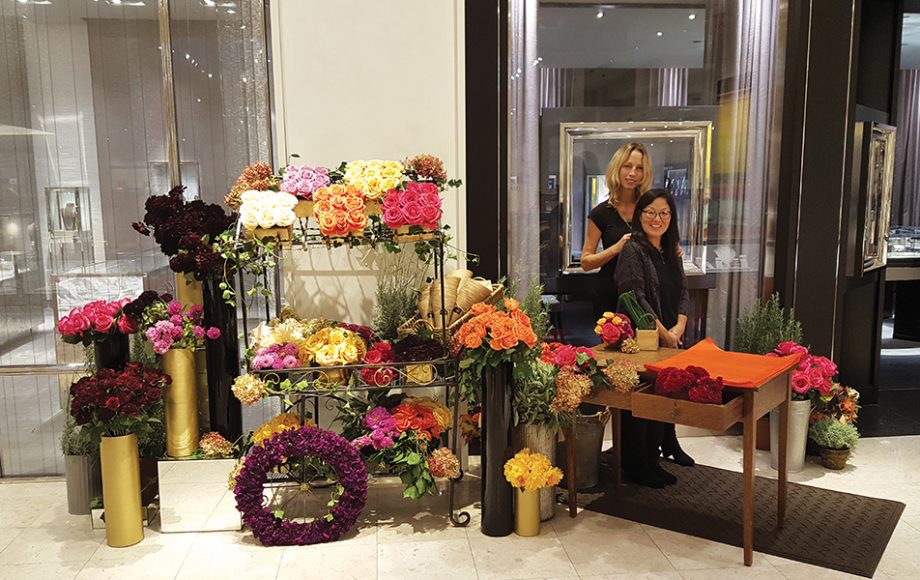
[621, 411, 664, 474]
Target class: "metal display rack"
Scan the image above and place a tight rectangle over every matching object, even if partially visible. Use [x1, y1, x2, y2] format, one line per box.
[243, 221, 471, 527]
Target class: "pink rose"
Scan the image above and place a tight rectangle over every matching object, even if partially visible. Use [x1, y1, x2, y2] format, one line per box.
[403, 202, 423, 225]
[791, 373, 811, 395]
[814, 356, 837, 378]
[601, 322, 621, 344]
[420, 205, 441, 225]
[383, 207, 404, 228]
[417, 182, 439, 196]
[382, 189, 400, 209]
[554, 345, 577, 366]
[419, 190, 441, 208]
[117, 316, 139, 335]
[94, 315, 114, 333]
[401, 189, 420, 206]
[575, 346, 595, 359]
[206, 327, 221, 340]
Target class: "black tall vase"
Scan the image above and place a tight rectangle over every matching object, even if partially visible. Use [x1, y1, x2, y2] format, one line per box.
[480, 361, 514, 537]
[94, 334, 129, 371]
[201, 278, 242, 441]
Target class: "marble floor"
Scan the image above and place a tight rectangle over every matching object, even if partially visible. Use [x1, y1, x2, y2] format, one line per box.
[0, 435, 918, 580]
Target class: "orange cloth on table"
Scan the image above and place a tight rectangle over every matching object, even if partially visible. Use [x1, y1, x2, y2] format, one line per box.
[644, 338, 802, 388]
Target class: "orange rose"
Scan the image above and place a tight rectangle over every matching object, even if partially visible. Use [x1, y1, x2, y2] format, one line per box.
[331, 195, 347, 210]
[329, 184, 347, 197]
[470, 303, 496, 316]
[346, 209, 368, 230]
[317, 212, 337, 235]
[498, 334, 518, 350]
[343, 195, 365, 211]
[463, 330, 484, 350]
[334, 212, 348, 231]
[312, 187, 331, 202]
[503, 298, 520, 311]
[314, 200, 333, 215]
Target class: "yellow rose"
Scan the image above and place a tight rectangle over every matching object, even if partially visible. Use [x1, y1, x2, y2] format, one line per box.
[341, 342, 360, 364]
[594, 325, 603, 335]
[328, 328, 347, 346]
[315, 344, 340, 366]
[596, 318, 607, 326]
[611, 316, 623, 326]
[602, 311, 614, 319]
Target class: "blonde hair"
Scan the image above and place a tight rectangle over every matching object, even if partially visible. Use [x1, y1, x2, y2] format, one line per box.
[605, 142, 653, 207]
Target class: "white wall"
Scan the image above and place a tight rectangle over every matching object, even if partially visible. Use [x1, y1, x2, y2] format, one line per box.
[271, 0, 466, 324]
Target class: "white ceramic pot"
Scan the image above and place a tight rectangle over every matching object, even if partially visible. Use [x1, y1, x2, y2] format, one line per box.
[769, 398, 812, 473]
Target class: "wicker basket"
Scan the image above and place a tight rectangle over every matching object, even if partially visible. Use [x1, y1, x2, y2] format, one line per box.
[397, 283, 504, 338]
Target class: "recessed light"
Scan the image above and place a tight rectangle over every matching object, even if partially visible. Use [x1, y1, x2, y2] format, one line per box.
[657, 31, 663, 37]
[689, 13, 697, 20]
[596, 9, 604, 19]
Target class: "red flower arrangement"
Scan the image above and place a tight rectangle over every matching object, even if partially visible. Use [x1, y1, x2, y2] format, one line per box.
[360, 341, 396, 387]
[69, 363, 169, 440]
[540, 342, 596, 370]
[57, 298, 140, 346]
[594, 311, 634, 347]
[767, 341, 837, 400]
[381, 181, 442, 231]
[655, 365, 724, 404]
[132, 186, 235, 279]
[391, 401, 441, 440]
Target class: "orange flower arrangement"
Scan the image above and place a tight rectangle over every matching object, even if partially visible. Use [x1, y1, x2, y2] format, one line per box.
[312, 183, 368, 237]
[455, 298, 539, 403]
[454, 298, 538, 353]
[391, 401, 441, 440]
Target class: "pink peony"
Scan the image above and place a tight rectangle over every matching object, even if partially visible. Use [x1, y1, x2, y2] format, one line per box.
[167, 300, 182, 315]
[206, 327, 221, 340]
[193, 326, 206, 340]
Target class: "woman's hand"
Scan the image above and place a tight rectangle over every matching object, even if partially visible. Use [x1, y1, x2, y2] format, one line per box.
[657, 322, 680, 348]
[613, 232, 632, 253]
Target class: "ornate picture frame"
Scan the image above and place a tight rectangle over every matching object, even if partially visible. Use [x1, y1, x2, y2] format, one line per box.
[859, 122, 896, 275]
[559, 121, 712, 273]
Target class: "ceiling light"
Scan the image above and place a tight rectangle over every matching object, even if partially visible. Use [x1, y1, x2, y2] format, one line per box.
[656, 31, 663, 37]
[596, 9, 604, 19]
[689, 13, 697, 20]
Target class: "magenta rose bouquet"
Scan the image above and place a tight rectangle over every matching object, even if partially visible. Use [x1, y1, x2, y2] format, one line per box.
[250, 342, 303, 371]
[381, 181, 442, 231]
[141, 298, 220, 354]
[767, 341, 836, 400]
[57, 298, 141, 346]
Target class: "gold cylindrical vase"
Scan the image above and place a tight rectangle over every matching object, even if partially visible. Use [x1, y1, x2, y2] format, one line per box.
[100, 434, 143, 547]
[163, 348, 199, 458]
[175, 273, 203, 308]
[194, 349, 210, 432]
[514, 488, 541, 537]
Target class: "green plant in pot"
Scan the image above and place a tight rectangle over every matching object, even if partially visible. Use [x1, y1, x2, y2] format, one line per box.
[733, 292, 803, 355]
[62, 418, 102, 515]
[617, 291, 657, 351]
[808, 418, 859, 470]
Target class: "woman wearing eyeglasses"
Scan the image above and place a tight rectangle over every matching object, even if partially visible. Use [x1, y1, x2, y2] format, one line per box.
[615, 188, 693, 487]
[582, 143, 653, 317]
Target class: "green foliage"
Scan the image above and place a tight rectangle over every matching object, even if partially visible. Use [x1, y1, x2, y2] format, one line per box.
[808, 418, 859, 450]
[512, 359, 560, 427]
[616, 291, 656, 330]
[733, 293, 803, 354]
[215, 230, 278, 309]
[137, 406, 166, 458]
[519, 280, 551, 345]
[372, 249, 428, 341]
[130, 333, 159, 368]
[61, 418, 98, 456]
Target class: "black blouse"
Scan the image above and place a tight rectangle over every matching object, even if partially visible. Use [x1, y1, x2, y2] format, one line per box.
[588, 202, 632, 306]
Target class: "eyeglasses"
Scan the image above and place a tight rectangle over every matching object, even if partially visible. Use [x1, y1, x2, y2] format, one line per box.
[641, 209, 672, 220]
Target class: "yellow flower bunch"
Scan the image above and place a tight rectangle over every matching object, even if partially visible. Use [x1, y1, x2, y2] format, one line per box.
[503, 448, 563, 491]
[343, 159, 404, 200]
[304, 327, 366, 366]
[403, 397, 452, 430]
[251, 412, 313, 447]
[231, 374, 267, 406]
[603, 360, 641, 393]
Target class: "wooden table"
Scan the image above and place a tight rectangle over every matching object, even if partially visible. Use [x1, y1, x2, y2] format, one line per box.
[566, 346, 791, 567]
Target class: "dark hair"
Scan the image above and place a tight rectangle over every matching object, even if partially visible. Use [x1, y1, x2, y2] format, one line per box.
[629, 189, 681, 268]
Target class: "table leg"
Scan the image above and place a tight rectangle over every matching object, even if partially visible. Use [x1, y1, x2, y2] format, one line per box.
[742, 391, 755, 567]
[567, 422, 577, 517]
[612, 409, 622, 487]
[777, 380, 790, 527]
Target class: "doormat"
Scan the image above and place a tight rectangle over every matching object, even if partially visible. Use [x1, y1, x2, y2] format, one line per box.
[579, 462, 904, 578]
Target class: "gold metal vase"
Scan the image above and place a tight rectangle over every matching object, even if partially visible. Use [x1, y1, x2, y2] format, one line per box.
[100, 434, 144, 547]
[163, 348, 199, 458]
[175, 273, 203, 308]
[514, 488, 541, 537]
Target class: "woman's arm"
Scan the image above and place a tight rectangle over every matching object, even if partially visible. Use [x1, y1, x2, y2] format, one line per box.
[669, 261, 691, 343]
[581, 219, 631, 272]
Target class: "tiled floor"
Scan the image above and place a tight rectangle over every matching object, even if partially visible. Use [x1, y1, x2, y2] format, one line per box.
[1, 435, 918, 579]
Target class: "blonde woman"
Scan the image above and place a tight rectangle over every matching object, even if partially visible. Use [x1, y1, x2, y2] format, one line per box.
[581, 142, 653, 317]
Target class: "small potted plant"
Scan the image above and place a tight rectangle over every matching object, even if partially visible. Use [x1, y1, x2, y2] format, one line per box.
[808, 418, 859, 470]
[616, 291, 658, 351]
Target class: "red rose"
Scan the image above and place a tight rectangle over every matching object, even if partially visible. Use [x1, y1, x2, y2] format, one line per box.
[402, 202, 423, 225]
[364, 349, 383, 365]
[553, 345, 577, 367]
[94, 314, 114, 333]
[117, 315, 139, 335]
[104, 396, 121, 411]
[600, 322, 621, 344]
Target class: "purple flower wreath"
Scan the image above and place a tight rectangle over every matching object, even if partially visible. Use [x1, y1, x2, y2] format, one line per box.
[233, 426, 368, 546]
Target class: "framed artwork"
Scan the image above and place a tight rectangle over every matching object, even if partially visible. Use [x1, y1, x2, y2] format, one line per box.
[559, 121, 712, 273]
[855, 122, 896, 275]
